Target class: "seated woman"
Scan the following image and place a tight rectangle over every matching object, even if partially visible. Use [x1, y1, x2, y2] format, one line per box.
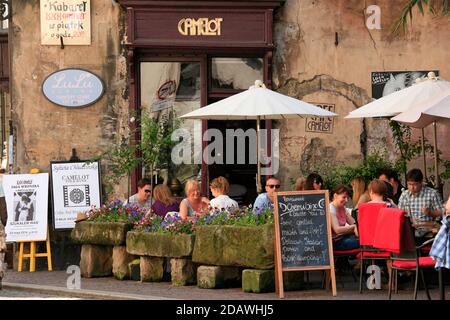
[151, 184, 180, 218]
[294, 176, 306, 191]
[351, 177, 370, 207]
[367, 179, 397, 208]
[179, 179, 210, 221]
[329, 184, 359, 250]
[209, 176, 238, 211]
[305, 173, 323, 190]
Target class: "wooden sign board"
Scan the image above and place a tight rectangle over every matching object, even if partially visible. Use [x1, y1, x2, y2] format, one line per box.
[274, 190, 336, 298]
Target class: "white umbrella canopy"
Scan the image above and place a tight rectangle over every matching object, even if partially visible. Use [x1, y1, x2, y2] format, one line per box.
[181, 81, 337, 120]
[345, 76, 450, 119]
[180, 80, 338, 193]
[391, 89, 450, 128]
[391, 89, 450, 189]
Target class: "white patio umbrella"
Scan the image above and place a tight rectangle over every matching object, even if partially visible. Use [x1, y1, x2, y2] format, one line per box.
[391, 89, 450, 188]
[346, 74, 450, 119]
[345, 72, 450, 181]
[180, 80, 338, 193]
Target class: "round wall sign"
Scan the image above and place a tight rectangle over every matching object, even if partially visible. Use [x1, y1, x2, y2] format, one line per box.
[42, 68, 105, 108]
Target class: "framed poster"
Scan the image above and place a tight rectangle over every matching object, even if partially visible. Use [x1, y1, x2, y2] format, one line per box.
[371, 70, 439, 99]
[50, 160, 102, 230]
[3, 173, 49, 241]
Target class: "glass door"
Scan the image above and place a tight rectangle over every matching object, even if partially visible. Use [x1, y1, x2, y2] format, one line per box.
[139, 61, 204, 186]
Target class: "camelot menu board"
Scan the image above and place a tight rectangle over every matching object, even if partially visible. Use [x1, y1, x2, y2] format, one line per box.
[274, 190, 336, 298]
[50, 160, 102, 230]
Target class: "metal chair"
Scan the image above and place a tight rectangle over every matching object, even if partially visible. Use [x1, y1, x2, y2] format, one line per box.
[373, 208, 436, 300]
[357, 202, 390, 293]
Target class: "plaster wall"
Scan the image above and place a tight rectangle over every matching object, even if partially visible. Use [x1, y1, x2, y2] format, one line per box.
[11, 1, 128, 197]
[273, 0, 450, 193]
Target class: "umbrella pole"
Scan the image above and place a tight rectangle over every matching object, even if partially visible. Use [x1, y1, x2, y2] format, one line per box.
[256, 117, 262, 194]
[433, 121, 440, 190]
[421, 128, 427, 181]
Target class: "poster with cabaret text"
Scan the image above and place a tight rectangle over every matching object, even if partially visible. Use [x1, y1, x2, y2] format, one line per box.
[40, 0, 91, 45]
[50, 161, 101, 230]
[3, 173, 49, 242]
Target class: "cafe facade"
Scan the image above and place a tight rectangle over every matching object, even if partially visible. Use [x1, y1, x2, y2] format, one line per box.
[7, 0, 450, 201]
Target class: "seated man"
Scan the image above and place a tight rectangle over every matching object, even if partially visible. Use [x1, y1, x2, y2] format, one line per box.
[252, 177, 281, 213]
[378, 168, 404, 205]
[398, 168, 445, 241]
[126, 178, 153, 211]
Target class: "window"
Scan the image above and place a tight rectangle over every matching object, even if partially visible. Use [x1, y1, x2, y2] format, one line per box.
[211, 57, 263, 90]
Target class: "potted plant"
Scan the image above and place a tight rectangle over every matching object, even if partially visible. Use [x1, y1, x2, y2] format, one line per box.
[126, 213, 196, 285]
[192, 207, 275, 270]
[71, 200, 147, 278]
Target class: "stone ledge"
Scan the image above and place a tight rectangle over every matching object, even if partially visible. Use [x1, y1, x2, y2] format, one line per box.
[71, 221, 132, 246]
[126, 231, 195, 258]
[192, 224, 274, 269]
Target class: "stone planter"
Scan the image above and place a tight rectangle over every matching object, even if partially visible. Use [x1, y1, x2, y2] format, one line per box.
[70, 221, 134, 278]
[71, 221, 132, 246]
[192, 224, 274, 269]
[126, 231, 196, 285]
[126, 231, 195, 257]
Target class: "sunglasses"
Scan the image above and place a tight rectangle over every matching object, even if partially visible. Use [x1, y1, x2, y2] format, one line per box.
[144, 189, 152, 193]
[266, 184, 280, 189]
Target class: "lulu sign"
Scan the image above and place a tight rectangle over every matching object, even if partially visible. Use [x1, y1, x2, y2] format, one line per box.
[42, 68, 104, 108]
[178, 18, 223, 36]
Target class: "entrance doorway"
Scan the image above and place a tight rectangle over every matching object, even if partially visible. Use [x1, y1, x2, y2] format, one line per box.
[207, 119, 261, 206]
[137, 56, 269, 201]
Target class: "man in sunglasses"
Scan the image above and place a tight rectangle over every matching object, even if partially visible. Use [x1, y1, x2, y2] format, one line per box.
[127, 178, 153, 212]
[252, 177, 281, 213]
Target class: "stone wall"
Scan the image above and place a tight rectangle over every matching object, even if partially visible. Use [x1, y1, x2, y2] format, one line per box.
[10, 1, 128, 198]
[9, 1, 450, 198]
[273, 0, 450, 194]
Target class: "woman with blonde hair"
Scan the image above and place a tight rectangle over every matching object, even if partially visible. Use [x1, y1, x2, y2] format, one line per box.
[151, 184, 180, 217]
[209, 176, 238, 210]
[351, 177, 370, 207]
[294, 176, 306, 191]
[179, 179, 210, 220]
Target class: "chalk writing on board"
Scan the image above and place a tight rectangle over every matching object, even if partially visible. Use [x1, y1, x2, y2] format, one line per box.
[276, 193, 330, 268]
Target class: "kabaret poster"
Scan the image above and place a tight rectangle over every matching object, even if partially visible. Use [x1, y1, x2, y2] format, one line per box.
[40, 0, 91, 45]
[51, 161, 101, 230]
[3, 173, 49, 241]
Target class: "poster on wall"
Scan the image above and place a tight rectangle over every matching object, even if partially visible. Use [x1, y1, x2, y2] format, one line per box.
[40, 0, 91, 45]
[3, 173, 49, 242]
[305, 103, 335, 134]
[371, 70, 439, 99]
[50, 161, 101, 230]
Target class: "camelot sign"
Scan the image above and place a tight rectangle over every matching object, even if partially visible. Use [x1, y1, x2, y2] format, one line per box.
[178, 18, 223, 36]
[42, 68, 104, 108]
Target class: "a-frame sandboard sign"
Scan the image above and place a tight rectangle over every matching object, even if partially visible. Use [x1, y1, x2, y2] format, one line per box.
[273, 190, 337, 298]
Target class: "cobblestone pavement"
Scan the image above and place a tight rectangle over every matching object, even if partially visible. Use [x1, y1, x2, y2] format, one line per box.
[3, 269, 448, 300]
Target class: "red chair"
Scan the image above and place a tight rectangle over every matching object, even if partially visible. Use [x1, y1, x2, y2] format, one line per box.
[356, 202, 390, 293]
[373, 208, 436, 300]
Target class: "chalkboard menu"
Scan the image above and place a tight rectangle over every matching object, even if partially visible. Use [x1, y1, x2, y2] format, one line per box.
[273, 190, 336, 298]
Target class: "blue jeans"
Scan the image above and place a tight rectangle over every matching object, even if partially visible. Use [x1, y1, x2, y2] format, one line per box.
[333, 235, 360, 250]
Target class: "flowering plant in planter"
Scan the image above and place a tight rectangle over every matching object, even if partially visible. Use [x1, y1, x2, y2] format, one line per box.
[133, 212, 195, 234]
[86, 199, 147, 223]
[195, 206, 273, 226]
